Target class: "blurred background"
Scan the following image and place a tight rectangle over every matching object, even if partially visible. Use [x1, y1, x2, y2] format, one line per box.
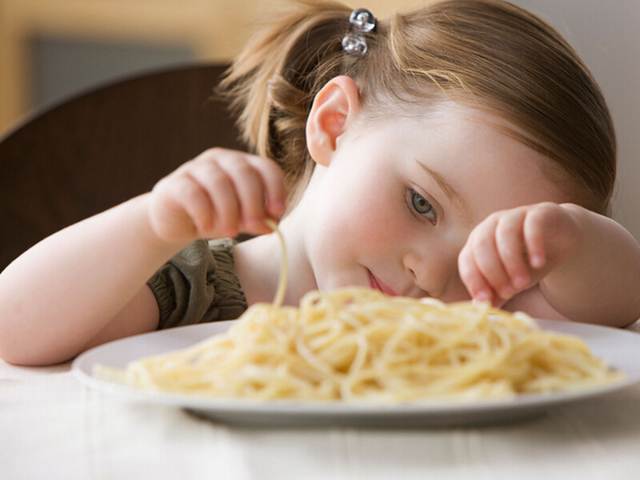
[1, 0, 639, 240]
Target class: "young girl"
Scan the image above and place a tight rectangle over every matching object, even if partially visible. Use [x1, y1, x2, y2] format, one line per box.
[1, 0, 640, 366]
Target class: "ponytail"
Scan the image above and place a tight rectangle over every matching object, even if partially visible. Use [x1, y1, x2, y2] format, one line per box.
[217, 0, 354, 206]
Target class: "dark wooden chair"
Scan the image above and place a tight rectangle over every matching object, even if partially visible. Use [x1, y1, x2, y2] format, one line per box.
[0, 63, 246, 272]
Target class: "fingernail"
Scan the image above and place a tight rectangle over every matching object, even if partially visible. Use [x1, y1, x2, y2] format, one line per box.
[475, 290, 491, 302]
[531, 255, 544, 268]
[513, 275, 528, 289]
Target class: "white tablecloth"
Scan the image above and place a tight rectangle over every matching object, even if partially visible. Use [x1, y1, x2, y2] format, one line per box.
[3, 324, 640, 480]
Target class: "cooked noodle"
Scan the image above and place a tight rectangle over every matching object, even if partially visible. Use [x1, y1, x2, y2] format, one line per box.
[95, 223, 623, 402]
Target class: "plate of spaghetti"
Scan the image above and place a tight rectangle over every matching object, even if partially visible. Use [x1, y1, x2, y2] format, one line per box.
[73, 287, 640, 428]
[72, 223, 640, 427]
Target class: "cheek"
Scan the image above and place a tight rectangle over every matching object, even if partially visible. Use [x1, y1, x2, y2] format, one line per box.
[325, 184, 412, 257]
[353, 204, 405, 248]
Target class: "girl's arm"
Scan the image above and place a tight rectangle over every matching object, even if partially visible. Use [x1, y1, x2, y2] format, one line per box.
[0, 195, 176, 366]
[0, 148, 285, 366]
[536, 204, 640, 326]
[458, 202, 640, 327]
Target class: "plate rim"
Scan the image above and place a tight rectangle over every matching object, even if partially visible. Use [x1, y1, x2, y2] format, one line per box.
[72, 318, 640, 419]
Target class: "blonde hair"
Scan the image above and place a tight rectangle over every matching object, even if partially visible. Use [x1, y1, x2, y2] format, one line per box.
[218, 0, 616, 214]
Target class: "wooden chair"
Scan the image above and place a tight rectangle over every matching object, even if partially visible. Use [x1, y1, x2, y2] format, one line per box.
[0, 64, 246, 272]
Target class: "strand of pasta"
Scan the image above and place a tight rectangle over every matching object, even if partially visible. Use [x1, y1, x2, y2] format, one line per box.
[265, 219, 286, 308]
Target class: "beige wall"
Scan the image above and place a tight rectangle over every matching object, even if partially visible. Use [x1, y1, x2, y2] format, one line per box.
[0, 0, 249, 133]
[0, 0, 419, 135]
[2, 0, 639, 240]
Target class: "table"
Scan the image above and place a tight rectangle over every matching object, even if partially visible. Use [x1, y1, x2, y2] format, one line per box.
[3, 324, 640, 480]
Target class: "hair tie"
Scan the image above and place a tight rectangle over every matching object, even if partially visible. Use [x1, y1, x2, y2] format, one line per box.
[342, 8, 376, 55]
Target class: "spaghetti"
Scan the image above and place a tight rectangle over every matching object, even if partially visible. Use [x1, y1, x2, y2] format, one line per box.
[96, 223, 623, 402]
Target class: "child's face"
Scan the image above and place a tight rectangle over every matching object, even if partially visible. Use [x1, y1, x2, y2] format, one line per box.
[303, 102, 571, 301]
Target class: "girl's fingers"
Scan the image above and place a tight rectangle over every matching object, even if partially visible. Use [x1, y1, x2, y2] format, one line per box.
[524, 203, 584, 271]
[468, 218, 515, 300]
[458, 244, 497, 304]
[174, 174, 215, 234]
[494, 209, 530, 290]
[185, 159, 241, 237]
[193, 155, 265, 234]
[459, 203, 583, 307]
[150, 148, 287, 242]
[220, 154, 279, 233]
[150, 174, 211, 241]
[522, 206, 549, 269]
[189, 149, 287, 236]
[245, 155, 287, 218]
[205, 171, 242, 237]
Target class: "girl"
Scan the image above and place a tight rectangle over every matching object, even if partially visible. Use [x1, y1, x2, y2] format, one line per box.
[1, 0, 640, 366]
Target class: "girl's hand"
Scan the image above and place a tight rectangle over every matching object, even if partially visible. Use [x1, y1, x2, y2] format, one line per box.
[458, 202, 583, 307]
[148, 148, 286, 244]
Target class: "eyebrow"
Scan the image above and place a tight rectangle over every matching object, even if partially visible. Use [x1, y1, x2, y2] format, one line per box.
[415, 160, 473, 226]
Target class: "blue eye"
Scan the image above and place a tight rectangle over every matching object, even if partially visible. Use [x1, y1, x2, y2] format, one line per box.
[411, 190, 437, 223]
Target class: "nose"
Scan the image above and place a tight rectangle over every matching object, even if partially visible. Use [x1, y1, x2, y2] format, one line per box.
[403, 241, 469, 302]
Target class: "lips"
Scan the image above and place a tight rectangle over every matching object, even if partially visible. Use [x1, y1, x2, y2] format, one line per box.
[367, 269, 399, 296]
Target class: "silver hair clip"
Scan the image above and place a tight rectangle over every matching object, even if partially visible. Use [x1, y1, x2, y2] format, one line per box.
[341, 8, 376, 55]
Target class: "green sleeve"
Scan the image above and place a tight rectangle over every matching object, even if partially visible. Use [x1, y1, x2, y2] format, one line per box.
[147, 239, 248, 329]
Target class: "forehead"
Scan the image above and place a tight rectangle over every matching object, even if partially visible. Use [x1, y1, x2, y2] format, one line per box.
[423, 103, 571, 216]
[359, 101, 572, 221]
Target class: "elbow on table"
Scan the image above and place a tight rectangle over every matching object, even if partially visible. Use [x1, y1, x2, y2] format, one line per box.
[0, 293, 78, 365]
[0, 337, 36, 366]
[0, 336, 34, 366]
[0, 323, 73, 367]
[0, 342, 75, 367]
[0, 297, 41, 365]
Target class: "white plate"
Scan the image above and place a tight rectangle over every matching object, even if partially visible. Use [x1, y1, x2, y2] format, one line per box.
[72, 319, 640, 428]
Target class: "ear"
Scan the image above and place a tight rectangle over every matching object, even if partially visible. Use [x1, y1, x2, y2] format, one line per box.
[306, 75, 360, 167]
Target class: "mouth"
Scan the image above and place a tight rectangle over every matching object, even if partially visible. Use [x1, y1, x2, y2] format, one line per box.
[367, 269, 399, 297]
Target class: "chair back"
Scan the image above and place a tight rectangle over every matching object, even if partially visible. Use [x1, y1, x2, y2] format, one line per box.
[0, 64, 246, 272]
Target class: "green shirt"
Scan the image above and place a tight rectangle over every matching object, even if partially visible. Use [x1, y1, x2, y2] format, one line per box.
[147, 238, 248, 329]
